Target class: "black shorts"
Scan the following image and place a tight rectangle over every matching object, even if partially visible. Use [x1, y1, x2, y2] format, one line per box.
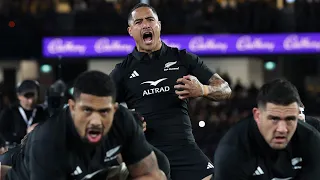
[158, 143, 214, 180]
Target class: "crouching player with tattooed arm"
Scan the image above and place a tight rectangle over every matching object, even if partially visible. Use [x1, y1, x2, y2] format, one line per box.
[1, 71, 166, 180]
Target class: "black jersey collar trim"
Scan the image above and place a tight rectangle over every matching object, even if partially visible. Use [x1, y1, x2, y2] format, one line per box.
[132, 42, 167, 60]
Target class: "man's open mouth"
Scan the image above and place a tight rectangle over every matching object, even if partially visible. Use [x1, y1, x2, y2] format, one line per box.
[142, 31, 153, 44]
[273, 136, 287, 143]
[86, 128, 103, 143]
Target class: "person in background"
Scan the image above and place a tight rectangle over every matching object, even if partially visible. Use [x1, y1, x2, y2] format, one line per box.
[298, 104, 320, 132]
[0, 123, 38, 166]
[43, 79, 67, 116]
[0, 80, 48, 146]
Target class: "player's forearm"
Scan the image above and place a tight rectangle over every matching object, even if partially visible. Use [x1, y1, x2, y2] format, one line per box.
[131, 170, 166, 180]
[203, 73, 231, 101]
[128, 152, 166, 180]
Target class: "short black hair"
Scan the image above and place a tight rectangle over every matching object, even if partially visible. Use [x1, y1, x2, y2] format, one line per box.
[128, 3, 158, 25]
[257, 78, 301, 108]
[72, 71, 116, 102]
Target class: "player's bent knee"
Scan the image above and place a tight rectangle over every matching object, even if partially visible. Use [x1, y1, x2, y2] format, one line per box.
[202, 174, 212, 180]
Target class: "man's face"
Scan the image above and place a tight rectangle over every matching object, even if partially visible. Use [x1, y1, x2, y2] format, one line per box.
[128, 7, 161, 52]
[253, 102, 299, 150]
[18, 92, 38, 110]
[68, 93, 118, 144]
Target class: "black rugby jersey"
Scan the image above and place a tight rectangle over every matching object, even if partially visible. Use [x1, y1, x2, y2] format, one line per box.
[305, 116, 320, 132]
[5, 105, 152, 180]
[213, 118, 320, 180]
[110, 42, 214, 147]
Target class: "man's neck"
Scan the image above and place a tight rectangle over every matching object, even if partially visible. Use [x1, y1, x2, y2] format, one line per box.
[20, 104, 33, 111]
[137, 40, 162, 54]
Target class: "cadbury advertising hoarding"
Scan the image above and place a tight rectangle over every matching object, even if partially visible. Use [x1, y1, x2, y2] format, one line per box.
[42, 33, 320, 57]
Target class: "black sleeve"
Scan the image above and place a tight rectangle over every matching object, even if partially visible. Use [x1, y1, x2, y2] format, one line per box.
[183, 51, 215, 84]
[110, 64, 126, 103]
[214, 144, 251, 180]
[28, 141, 66, 180]
[120, 108, 152, 166]
[296, 131, 320, 180]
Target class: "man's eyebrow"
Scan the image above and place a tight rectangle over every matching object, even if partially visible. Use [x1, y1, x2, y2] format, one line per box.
[267, 115, 280, 120]
[134, 16, 155, 21]
[284, 116, 297, 120]
[80, 105, 111, 111]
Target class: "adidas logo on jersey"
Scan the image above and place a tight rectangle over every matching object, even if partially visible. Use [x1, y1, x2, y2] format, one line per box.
[207, 162, 214, 169]
[71, 166, 82, 176]
[253, 166, 264, 176]
[130, 71, 139, 78]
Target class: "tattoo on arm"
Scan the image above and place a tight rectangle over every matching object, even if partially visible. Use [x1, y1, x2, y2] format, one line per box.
[127, 152, 158, 178]
[206, 73, 232, 101]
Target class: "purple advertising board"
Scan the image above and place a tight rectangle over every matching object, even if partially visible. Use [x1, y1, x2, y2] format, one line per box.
[42, 33, 320, 57]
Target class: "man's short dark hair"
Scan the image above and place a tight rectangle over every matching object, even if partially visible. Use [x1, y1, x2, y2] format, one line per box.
[128, 3, 158, 25]
[72, 71, 116, 102]
[257, 78, 301, 108]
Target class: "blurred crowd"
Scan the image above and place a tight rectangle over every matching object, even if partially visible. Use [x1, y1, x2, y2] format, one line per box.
[2, 0, 320, 34]
[1, 0, 320, 58]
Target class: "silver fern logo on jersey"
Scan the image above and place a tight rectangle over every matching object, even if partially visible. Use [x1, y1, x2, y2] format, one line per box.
[164, 61, 179, 71]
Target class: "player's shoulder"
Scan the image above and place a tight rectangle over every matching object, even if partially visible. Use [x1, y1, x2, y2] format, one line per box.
[114, 53, 138, 70]
[217, 118, 254, 153]
[305, 116, 320, 132]
[35, 104, 46, 112]
[295, 119, 320, 140]
[108, 105, 135, 143]
[113, 105, 134, 126]
[165, 45, 198, 60]
[220, 117, 251, 143]
[29, 107, 67, 143]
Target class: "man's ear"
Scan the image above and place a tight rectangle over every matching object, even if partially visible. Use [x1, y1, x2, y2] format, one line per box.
[68, 99, 75, 112]
[17, 94, 22, 101]
[113, 102, 119, 112]
[252, 107, 260, 124]
[128, 26, 132, 36]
